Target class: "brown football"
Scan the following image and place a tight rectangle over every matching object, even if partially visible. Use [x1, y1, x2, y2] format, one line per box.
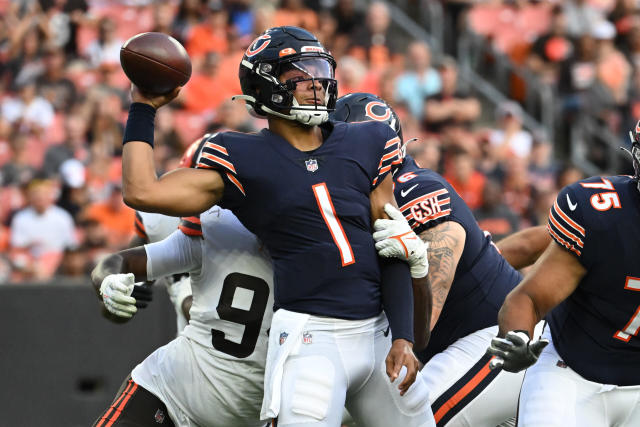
[120, 32, 192, 95]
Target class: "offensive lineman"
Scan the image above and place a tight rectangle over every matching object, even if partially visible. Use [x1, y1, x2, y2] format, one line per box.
[486, 122, 640, 426]
[119, 26, 434, 427]
[331, 93, 540, 427]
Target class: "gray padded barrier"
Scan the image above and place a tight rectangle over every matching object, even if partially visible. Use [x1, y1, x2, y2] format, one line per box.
[0, 281, 177, 426]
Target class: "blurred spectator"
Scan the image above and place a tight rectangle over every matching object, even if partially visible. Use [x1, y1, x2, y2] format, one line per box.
[208, 98, 258, 134]
[87, 92, 125, 158]
[407, 136, 442, 172]
[42, 114, 89, 177]
[5, 21, 48, 89]
[474, 179, 520, 242]
[54, 246, 91, 279]
[564, 0, 604, 38]
[333, 0, 365, 36]
[36, 48, 77, 112]
[182, 52, 232, 115]
[394, 41, 441, 119]
[558, 34, 598, 97]
[488, 101, 533, 161]
[86, 17, 122, 68]
[172, 0, 204, 44]
[274, 0, 319, 32]
[39, 0, 88, 56]
[1, 80, 55, 135]
[186, 0, 229, 59]
[227, 0, 254, 40]
[586, 20, 631, 131]
[527, 5, 574, 84]
[556, 163, 585, 189]
[443, 148, 486, 210]
[424, 57, 480, 133]
[57, 158, 89, 221]
[1, 133, 38, 186]
[350, 1, 404, 68]
[528, 134, 558, 192]
[502, 156, 534, 218]
[9, 177, 77, 280]
[337, 56, 378, 95]
[528, 186, 557, 227]
[84, 183, 134, 248]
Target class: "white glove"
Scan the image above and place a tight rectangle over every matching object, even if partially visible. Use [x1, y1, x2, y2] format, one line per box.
[373, 203, 429, 278]
[99, 273, 138, 318]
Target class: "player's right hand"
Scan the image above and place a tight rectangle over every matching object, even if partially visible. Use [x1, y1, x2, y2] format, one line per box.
[130, 84, 181, 110]
[99, 273, 139, 319]
[373, 203, 429, 278]
[386, 338, 420, 396]
[486, 331, 549, 373]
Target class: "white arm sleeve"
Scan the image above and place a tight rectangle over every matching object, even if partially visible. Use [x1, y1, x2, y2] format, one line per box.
[145, 230, 202, 280]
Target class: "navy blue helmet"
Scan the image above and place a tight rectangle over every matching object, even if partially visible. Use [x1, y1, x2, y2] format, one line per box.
[330, 92, 403, 143]
[236, 26, 338, 126]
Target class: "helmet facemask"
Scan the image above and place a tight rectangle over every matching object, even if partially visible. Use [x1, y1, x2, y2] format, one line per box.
[627, 122, 640, 192]
[237, 55, 337, 126]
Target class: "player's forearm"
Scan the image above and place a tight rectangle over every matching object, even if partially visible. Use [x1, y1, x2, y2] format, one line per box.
[122, 141, 161, 210]
[419, 223, 464, 329]
[411, 275, 431, 351]
[380, 257, 415, 343]
[497, 290, 540, 338]
[91, 248, 149, 296]
[496, 225, 551, 270]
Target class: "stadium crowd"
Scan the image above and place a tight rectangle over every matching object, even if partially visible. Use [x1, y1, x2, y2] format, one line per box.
[2, 0, 612, 284]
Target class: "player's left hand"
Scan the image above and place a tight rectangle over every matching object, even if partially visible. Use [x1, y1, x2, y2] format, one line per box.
[486, 331, 549, 373]
[386, 338, 420, 396]
[373, 203, 429, 278]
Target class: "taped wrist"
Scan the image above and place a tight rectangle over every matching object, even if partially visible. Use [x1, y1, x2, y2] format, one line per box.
[123, 102, 156, 147]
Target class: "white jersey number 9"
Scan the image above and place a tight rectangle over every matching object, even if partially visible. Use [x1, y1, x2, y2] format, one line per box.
[211, 273, 270, 358]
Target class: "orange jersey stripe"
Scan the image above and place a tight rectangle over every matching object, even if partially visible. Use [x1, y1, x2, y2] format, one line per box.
[179, 224, 203, 237]
[434, 360, 493, 423]
[377, 165, 391, 176]
[552, 200, 585, 236]
[549, 210, 584, 248]
[182, 216, 201, 225]
[547, 224, 581, 257]
[381, 148, 399, 162]
[204, 142, 228, 155]
[385, 137, 400, 148]
[200, 152, 237, 174]
[105, 383, 139, 427]
[96, 381, 134, 427]
[226, 172, 246, 196]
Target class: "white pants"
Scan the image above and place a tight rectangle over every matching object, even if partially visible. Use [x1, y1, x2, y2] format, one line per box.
[518, 327, 640, 427]
[422, 325, 525, 427]
[132, 335, 266, 427]
[268, 311, 435, 427]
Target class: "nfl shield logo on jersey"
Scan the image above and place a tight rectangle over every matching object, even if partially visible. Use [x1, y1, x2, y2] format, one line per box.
[305, 159, 319, 172]
[302, 331, 312, 344]
[279, 332, 289, 345]
[154, 409, 165, 423]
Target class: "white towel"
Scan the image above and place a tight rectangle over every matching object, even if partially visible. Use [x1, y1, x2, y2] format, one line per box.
[260, 309, 310, 420]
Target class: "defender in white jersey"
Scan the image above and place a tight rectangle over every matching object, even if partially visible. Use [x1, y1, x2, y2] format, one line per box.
[133, 210, 192, 332]
[92, 206, 274, 427]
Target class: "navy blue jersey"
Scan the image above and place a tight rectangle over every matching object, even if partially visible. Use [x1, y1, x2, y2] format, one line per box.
[547, 175, 640, 385]
[394, 157, 522, 362]
[195, 120, 402, 319]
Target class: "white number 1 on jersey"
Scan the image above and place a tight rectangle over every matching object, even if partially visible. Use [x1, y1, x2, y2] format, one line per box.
[614, 277, 640, 343]
[313, 183, 355, 266]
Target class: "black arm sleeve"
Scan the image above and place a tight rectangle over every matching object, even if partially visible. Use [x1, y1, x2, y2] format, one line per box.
[380, 257, 414, 342]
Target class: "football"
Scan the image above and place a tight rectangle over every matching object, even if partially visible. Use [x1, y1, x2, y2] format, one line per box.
[120, 32, 192, 95]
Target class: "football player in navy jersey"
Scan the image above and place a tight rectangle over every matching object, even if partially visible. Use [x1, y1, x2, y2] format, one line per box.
[119, 27, 435, 427]
[487, 122, 640, 426]
[332, 93, 547, 427]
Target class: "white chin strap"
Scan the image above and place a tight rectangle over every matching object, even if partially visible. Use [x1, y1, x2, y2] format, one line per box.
[232, 95, 330, 126]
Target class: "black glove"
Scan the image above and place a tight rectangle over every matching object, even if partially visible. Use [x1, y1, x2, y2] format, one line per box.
[131, 282, 153, 308]
[486, 331, 549, 373]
